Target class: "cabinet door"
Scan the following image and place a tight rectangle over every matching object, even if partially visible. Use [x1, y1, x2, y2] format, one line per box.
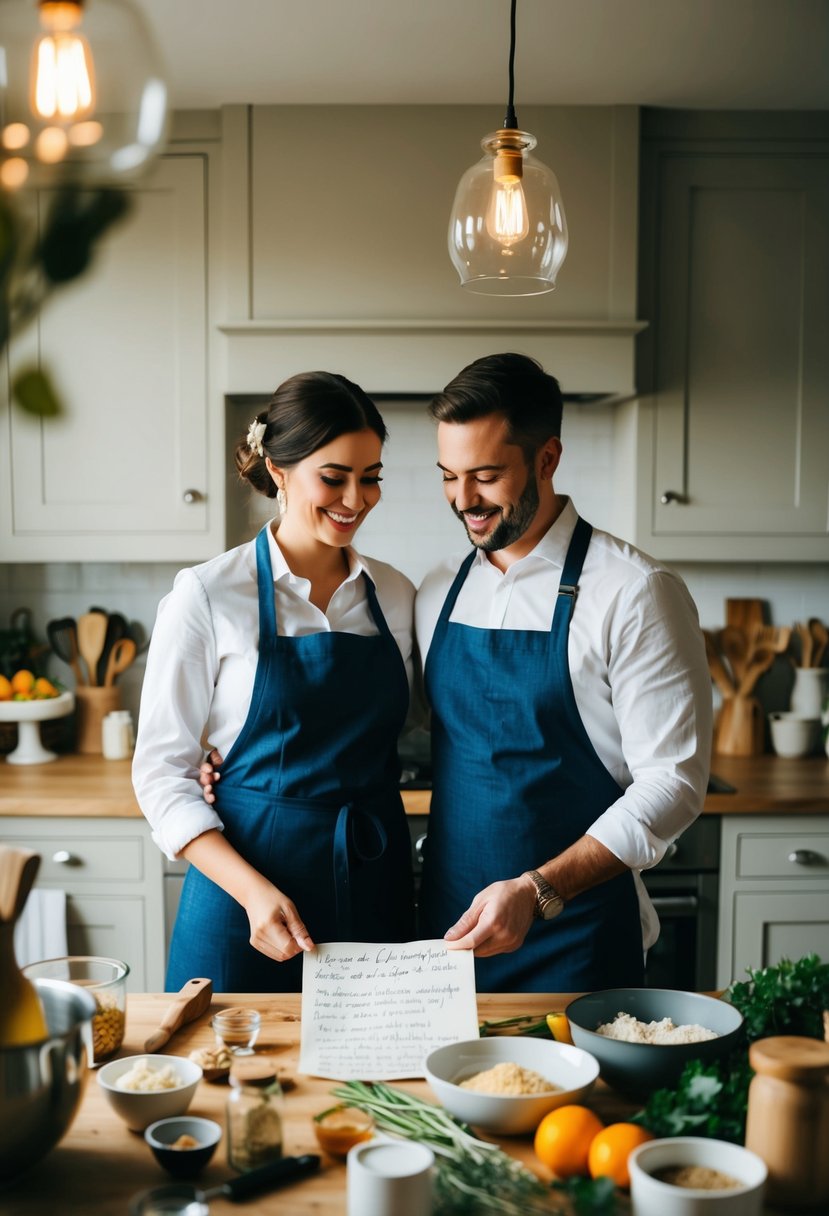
[727, 890, 829, 979]
[647, 154, 829, 560]
[3, 154, 214, 561]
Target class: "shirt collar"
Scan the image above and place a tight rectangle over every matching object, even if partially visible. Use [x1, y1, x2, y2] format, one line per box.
[471, 495, 579, 573]
[265, 522, 365, 588]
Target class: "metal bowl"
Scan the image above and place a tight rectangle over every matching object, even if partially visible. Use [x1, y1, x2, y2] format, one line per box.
[0, 977, 96, 1184]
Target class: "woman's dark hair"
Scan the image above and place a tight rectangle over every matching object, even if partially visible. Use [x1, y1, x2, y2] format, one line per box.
[236, 371, 387, 498]
[429, 353, 563, 458]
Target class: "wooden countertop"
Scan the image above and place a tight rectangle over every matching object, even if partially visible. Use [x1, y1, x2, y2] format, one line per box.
[1, 753, 827, 819]
[2, 992, 638, 1216]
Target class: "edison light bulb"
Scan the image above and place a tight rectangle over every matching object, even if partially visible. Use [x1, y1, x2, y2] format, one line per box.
[485, 145, 529, 247]
[32, 1, 95, 122]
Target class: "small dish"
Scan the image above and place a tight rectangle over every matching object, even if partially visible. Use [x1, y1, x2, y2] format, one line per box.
[98, 1055, 202, 1131]
[212, 1007, 261, 1055]
[144, 1116, 222, 1178]
[629, 1136, 767, 1215]
[313, 1105, 375, 1157]
[424, 1035, 600, 1135]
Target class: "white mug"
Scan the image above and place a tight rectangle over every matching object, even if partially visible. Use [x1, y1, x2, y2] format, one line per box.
[347, 1140, 434, 1216]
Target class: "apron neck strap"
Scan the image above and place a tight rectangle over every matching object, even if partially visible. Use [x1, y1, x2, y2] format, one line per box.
[551, 515, 593, 634]
[255, 526, 278, 642]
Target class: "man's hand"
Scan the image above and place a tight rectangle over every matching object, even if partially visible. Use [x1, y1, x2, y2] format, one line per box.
[198, 747, 224, 804]
[443, 874, 537, 957]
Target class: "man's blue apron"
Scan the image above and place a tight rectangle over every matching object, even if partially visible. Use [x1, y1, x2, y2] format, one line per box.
[419, 516, 644, 992]
[166, 526, 413, 992]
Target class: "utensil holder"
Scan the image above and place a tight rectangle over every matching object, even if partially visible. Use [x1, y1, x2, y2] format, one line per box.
[715, 695, 764, 756]
[789, 667, 829, 717]
[74, 687, 121, 754]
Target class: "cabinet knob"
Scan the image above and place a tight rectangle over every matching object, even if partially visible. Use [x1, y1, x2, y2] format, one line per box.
[182, 489, 203, 504]
[660, 490, 689, 505]
[787, 849, 821, 865]
[52, 850, 78, 865]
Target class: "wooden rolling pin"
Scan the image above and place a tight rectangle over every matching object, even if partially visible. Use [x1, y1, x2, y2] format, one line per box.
[144, 977, 214, 1053]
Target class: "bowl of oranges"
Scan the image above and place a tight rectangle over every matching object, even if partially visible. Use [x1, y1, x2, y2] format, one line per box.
[0, 669, 73, 765]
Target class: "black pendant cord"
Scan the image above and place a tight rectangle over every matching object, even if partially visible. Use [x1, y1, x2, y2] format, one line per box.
[503, 0, 519, 129]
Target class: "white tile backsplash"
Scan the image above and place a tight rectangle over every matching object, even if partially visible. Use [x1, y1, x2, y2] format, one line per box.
[2, 402, 826, 726]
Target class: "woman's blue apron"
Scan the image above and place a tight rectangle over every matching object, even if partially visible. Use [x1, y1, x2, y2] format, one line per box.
[166, 526, 414, 992]
[419, 516, 644, 992]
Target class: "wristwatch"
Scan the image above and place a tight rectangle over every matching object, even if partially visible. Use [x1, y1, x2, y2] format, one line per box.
[525, 870, 565, 921]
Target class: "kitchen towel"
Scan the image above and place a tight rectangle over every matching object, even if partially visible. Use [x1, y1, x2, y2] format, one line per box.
[13, 888, 67, 967]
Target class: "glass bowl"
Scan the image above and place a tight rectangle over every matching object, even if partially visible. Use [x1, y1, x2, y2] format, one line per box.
[23, 955, 129, 1063]
[211, 1007, 261, 1055]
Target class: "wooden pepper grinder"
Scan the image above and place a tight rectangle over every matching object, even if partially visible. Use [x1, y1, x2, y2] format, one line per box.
[745, 1035, 829, 1209]
[0, 846, 49, 1046]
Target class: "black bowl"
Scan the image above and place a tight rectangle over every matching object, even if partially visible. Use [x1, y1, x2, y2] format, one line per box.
[144, 1116, 221, 1178]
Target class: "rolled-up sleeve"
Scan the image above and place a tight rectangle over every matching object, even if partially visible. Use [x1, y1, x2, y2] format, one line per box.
[132, 569, 225, 860]
[586, 570, 713, 870]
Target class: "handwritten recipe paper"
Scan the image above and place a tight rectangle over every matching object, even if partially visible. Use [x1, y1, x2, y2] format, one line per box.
[299, 940, 479, 1080]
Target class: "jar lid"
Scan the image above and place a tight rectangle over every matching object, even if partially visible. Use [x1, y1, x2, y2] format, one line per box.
[749, 1035, 829, 1081]
[230, 1056, 280, 1088]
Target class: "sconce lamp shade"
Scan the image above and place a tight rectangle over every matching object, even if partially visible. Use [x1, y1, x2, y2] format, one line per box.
[0, 0, 168, 190]
[448, 128, 568, 295]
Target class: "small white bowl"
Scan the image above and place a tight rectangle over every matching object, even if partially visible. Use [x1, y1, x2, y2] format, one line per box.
[98, 1055, 202, 1131]
[629, 1136, 767, 1216]
[424, 1036, 600, 1135]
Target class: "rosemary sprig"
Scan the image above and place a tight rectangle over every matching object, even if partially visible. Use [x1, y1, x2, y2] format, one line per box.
[330, 1079, 563, 1215]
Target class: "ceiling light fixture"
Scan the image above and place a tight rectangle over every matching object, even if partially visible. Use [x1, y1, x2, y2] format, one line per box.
[448, 0, 568, 296]
[0, 0, 168, 189]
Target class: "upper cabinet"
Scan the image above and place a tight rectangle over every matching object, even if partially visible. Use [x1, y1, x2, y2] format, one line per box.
[615, 112, 829, 562]
[1, 128, 226, 563]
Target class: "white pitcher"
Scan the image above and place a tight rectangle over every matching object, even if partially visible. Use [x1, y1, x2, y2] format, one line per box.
[789, 667, 829, 717]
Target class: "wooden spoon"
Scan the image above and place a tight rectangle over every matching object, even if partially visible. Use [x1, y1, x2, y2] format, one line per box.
[794, 621, 813, 669]
[77, 612, 108, 687]
[718, 626, 747, 684]
[102, 637, 136, 687]
[738, 645, 777, 696]
[809, 618, 828, 668]
[703, 630, 735, 699]
[46, 616, 85, 686]
[144, 977, 213, 1053]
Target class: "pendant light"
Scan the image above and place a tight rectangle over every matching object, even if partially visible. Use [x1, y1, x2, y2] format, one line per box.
[0, 0, 168, 191]
[448, 0, 568, 296]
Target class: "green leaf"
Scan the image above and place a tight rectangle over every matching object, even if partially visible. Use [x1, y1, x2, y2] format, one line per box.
[12, 367, 63, 418]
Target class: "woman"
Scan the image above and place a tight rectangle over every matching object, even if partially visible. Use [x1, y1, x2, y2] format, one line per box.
[132, 371, 417, 992]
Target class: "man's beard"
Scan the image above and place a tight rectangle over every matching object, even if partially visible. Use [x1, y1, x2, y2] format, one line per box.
[453, 472, 540, 552]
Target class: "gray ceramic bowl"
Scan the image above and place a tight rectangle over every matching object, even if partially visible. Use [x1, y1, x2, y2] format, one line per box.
[566, 988, 744, 1097]
[144, 1116, 222, 1178]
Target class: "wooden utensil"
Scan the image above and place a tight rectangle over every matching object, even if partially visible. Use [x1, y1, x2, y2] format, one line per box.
[794, 621, 813, 669]
[753, 625, 792, 654]
[715, 695, 764, 756]
[809, 618, 828, 668]
[0, 846, 49, 1046]
[102, 636, 136, 687]
[726, 598, 767, 637]
[717, 625, 747, 685]
[76, 612, 108, 687]
[96, 611, 128, 686]
[144, 977, 214, 1053]
[46, 616, 85, 686]
[703, 630, 735, 699]
[738, 645, 777, 696]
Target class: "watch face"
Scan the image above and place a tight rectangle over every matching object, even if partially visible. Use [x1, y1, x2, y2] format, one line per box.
[539, 894, 563, 920]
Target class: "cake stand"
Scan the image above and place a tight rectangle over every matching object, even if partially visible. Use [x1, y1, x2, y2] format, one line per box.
[0, 692, 75, 764]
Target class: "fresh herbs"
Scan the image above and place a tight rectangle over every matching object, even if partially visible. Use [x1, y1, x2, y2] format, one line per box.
[330, 1079, 562, 1215]
[634, 953, 829, 1144]
[479, 1013, 551, 1037]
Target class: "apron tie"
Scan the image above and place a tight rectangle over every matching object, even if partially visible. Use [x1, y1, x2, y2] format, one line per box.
[332, 801, 390, 940]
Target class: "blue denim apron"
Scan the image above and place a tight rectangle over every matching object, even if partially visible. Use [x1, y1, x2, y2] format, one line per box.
[166, 526, 413, 992]
[419, 516, 644, 992]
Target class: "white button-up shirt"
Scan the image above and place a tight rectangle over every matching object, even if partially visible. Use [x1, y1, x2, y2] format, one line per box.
[414, 498, 713, 949]
[132, 524, 416, 860]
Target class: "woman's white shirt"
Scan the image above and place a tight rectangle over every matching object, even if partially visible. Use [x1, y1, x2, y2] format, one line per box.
[132, 524, 416, 860]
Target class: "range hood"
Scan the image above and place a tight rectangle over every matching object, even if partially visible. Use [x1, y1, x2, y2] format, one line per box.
[219, 319, 647, 402]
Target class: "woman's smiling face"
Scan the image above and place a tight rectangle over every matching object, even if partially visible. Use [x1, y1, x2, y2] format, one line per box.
[268, 427, 384, 550]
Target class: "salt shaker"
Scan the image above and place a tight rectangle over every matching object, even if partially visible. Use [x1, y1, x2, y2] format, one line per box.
[745, 1035, 829, 1209]
[102, 711, 131, 760]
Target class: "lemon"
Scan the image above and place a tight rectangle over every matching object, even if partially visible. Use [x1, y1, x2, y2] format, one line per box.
[546, 1012, 574, 1044]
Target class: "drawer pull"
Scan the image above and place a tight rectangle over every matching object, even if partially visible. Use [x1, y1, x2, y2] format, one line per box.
[52, 850, 79, 865]
[787, 849, 821, 866]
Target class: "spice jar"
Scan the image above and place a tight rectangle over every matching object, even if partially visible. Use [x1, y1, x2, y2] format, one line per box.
[745, 1035, 829, 1209]
[226, 1062, 283, 1173]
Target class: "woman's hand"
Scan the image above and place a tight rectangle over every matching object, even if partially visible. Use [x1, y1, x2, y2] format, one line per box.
[244, 876, 315, 962]
[198, 747, 224, 804]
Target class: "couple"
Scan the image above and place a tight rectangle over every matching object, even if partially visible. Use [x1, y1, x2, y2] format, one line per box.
[132, 353, 712, 995]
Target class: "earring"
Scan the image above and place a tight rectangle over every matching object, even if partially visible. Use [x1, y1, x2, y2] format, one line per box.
[276, 486, 287, 515]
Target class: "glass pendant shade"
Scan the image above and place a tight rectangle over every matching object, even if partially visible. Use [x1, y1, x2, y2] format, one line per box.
[448, 129, 568, 295]
[0, 0, 168, 190]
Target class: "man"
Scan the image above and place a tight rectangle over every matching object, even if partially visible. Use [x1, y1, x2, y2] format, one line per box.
[414, 352, 712, 992]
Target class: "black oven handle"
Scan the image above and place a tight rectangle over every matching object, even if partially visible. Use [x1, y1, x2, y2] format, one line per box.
[649, 895, 699, 916]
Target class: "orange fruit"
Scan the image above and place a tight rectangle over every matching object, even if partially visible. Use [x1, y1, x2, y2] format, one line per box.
[533, 1104, 604, 1178]
[587, 1122, 655, 1189]
[10, 669, 35, 695]
[0, 674, 12, 701]
[33, 677, 58, 698]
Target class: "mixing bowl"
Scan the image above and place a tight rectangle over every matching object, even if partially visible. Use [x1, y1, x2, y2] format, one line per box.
[0, 977, 96, 1183]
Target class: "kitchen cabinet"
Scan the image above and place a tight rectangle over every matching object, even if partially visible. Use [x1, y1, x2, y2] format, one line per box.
[0, 816, 165, 990]
[615, 111, 829, 562]
[716, 813, 829, 987]
[1, 142, 224, 563]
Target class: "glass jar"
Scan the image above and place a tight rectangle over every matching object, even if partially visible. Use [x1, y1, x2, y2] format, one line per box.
[226, 1068, 283, 1173]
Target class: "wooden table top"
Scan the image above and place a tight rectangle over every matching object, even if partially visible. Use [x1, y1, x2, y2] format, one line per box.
[2, 993, 640, 1216]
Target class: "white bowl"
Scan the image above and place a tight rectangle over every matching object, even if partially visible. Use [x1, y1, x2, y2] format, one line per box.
[629, 1137, 767, 1216]
[97, 1055, 202, 1131]
[768, 712, 821, 758]
[424, 1036, 600, 1135]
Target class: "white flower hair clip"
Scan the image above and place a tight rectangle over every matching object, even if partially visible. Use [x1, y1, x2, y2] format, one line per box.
[247, 418, 267, 457]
